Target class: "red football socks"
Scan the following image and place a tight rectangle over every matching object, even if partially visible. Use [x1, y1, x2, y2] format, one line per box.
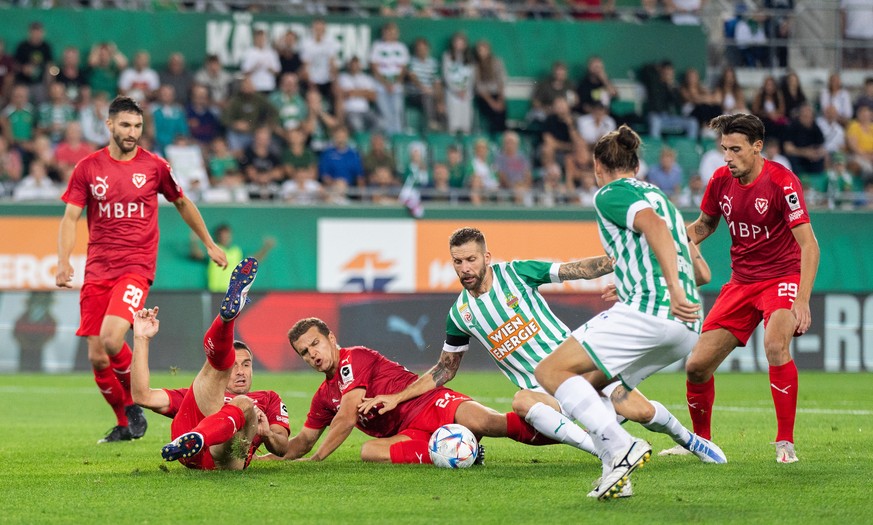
[203, 315, 236, 371]
[109, 342, 133, 405]
[193, 404, 246, 447]
[389, 440, 433, 464]
[769, 360, 798, 443]
[687, 376, 715, 440]
[505, 412, 558, 446]
[94, 366, 128, 426]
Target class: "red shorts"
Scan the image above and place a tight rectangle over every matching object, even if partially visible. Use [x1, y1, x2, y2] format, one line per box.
[169, 387, 216, 471]
[702, 274, 800, 346]
[398, 388, 471, 442]
[77, 273, 151, 337]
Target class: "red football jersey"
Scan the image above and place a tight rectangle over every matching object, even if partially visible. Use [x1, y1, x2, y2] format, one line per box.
[700, 159, 810, 284]
[304, 346, 448, 438]
[163, 387, 290, 452]
[61, 147, 184, 283]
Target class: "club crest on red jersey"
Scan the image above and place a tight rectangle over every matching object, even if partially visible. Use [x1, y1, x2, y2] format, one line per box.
[132, 172, 147, 188]
[755, 198, 769, 214]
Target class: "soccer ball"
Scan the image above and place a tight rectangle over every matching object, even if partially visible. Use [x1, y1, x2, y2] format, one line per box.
[428, 424, 479, 469]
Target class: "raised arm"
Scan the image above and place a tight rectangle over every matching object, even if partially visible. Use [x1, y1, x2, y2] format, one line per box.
[172, 196, 228, 269]
[307, 387, 366, 461]
[686, 210, 720, 245]
[557, 255, 613, 281]
[130, 307, 172, 413]
[56, 203, 84, 288]
[635, 208, 700, 323]
[358, 350, 464, 416]
[790, 223, 820, 335]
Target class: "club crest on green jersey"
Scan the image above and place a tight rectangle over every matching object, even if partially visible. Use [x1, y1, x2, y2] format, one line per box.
[505, 293, 519, 310]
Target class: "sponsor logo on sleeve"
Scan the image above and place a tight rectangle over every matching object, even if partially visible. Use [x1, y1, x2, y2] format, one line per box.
[339, 364, 354, 386]
[788, 209, 805, 222]
[785, 192, 801, 211]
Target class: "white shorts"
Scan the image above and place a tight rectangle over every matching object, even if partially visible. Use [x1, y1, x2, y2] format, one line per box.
[570, 302, 699, 390]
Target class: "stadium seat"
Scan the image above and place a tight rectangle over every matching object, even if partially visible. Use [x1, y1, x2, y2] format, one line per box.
[391, 133, 426, 173]
[353, 131, 372, 155]
[640, 135, 665, 169]
[426, 133, 460, 166]
[666, 136, 703, 181]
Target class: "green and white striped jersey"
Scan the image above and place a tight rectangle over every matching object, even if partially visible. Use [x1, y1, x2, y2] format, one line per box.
[594, 177, 701, 332]
[444, 260, 570, 389]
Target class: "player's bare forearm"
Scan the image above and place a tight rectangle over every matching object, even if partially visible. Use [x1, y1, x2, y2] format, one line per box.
[262, 425, 291, 457]
[689, 241, 711, 286]
[310, 415, 356, 461]
[687, 212, 719, 245]
[283, 427, 322, 460]
[431, 351, 463, 387]
[56, 204, 83, 287]
[173, 196, 227, 267]
[793, 224, 820, 303]
[130, 335, 171, 413]
[558, 255, 613, 281]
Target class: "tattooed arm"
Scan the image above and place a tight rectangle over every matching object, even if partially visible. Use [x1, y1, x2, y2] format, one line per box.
[686, 211, 720, 245]
[357, 350, 465, 416]
[557, 255, 614, 281]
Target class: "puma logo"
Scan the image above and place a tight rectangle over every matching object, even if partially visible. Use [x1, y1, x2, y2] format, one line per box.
[770, 383, 792, 395]
[387, 315, 429, 351]
[415, 452, 424, 464]
[554, 419, 567, 434]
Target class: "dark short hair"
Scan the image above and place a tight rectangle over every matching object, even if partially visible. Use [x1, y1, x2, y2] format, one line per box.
[708, 113, 765, 145]
[233, 340, 253, 359]
[108, 96, 143, 117]
[449, 227, 486, 250]
[288, 317, 331, 352]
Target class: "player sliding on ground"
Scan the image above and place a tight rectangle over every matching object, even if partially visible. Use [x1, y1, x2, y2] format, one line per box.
[359, 227, 724, 498]
[130, 258, 290, 469]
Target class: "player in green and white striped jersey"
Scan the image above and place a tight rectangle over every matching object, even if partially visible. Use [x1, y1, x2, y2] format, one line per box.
[536, 125, 707, 500]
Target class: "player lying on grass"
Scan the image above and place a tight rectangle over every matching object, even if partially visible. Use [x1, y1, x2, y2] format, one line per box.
[359, 227, 725, 496]
[269, 317, 564, 464]
[130, 258, 289, 470]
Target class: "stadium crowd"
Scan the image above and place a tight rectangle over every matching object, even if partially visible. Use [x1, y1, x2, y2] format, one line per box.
[2, 4, 873, 209]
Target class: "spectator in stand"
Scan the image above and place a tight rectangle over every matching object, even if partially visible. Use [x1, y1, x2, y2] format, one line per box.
[0, 39, 15, 106]
[734, 7, 770, 67]
[645, 146, 684, 201]
[275, 30, 304, 82]
[764, 0, 795, 68]
[463, 0, 508, 18]
[426, 162, 455, 202]
[666, 0, 704, 25]
[780, 70, 807, 120]
[338, 57, 378, 134]
[12, 159, 59, 202]
[846, 104, 873, 183]
[318, 126, 364, 195]
[300, 18, 340, 106]
[819, 72, 853, 126]
[37, 81, 76, 146]
[764, 137, 793, 170]
[151, 84, 190, 156]
[635, 0, 668, 21]
[222, 76, 278, 155]
[87, 42, 127, 99]
[159, 52, 194, 106]
[840, 0, 873, 69]
[538, 148, 568, 206]
[523, 0, 560, 20]
[576, 100, 616, 147]
[783, 102, 827, 179]
[442, 32, 475, 135]
[381, 0, 433, 17]
[570, 166, 597, 207]
[680, 67, 721, 130]
[118, 51, 160, 104]
[369, 22, 409, 136]
[855, 77, 873, 113]
[570, 0, 615, 20]
[564, 141, 592, 195]
[407, 38, 444, 132]
[53, 46, 87, 106]
[1, 84, 36, 155]
[676, 173, 706, 208]
[186, 84, 223, 148]
[495, 131, 533, 206]
[194, 54, 234, 110]
[241, 29, 281, 95]
[541, 96, 579, 165]
[282, 158, 325, 204]
[270, 72, 307, 133]
[282, 126, 317, 182]
[14, 22, 53, 102]
[0, 135, 23, 197]
[575, 55, 617, 115]
[54, 121, 94, 183]
[530, 61, 576, 123]
[713, 66, 748, 114]
[79, 90, 110, 147]
[697, 140, 724, 184]
[752, 75, 789, 142]
[206, 136, 244, 191]
[402, 141, 430, 186]
[816, 104, 847, 156]
[362, 132, 396, 179]
[31, 132, 61, 181]
[446, 144, 466, 189]
[466, 137, 499, 205]
[367, 164, 400, 205]
[472, 39, 507, 135]
[240, 126, 283, 200]
[302, 88, 339, 153]
[646, 60, 699, 140]
[165, 135, 210, 200]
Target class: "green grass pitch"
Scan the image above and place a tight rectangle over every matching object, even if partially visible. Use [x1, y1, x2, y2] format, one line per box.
[2, 371, 871, 524]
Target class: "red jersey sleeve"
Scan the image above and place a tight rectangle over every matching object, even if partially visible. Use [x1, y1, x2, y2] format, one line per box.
[303, 382, 337, 430]
[154, 153, 184, 203]
[773, 169, 811, 228]
[337, 347, 376, 395]
[263, 391, 290, 431]
[700, 167, 729, 218]
[161, 388, 189, 419]
[61, 157, 91, 208]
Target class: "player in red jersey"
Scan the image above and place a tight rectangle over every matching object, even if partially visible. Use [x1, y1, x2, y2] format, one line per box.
[682, 113, 820, 463]
[277, 317, 564, 464]
[56, 96, 228, 444]
[130, 258, 290, 469]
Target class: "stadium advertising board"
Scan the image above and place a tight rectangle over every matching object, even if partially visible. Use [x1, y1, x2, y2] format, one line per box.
[0, 218, 88, 291]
